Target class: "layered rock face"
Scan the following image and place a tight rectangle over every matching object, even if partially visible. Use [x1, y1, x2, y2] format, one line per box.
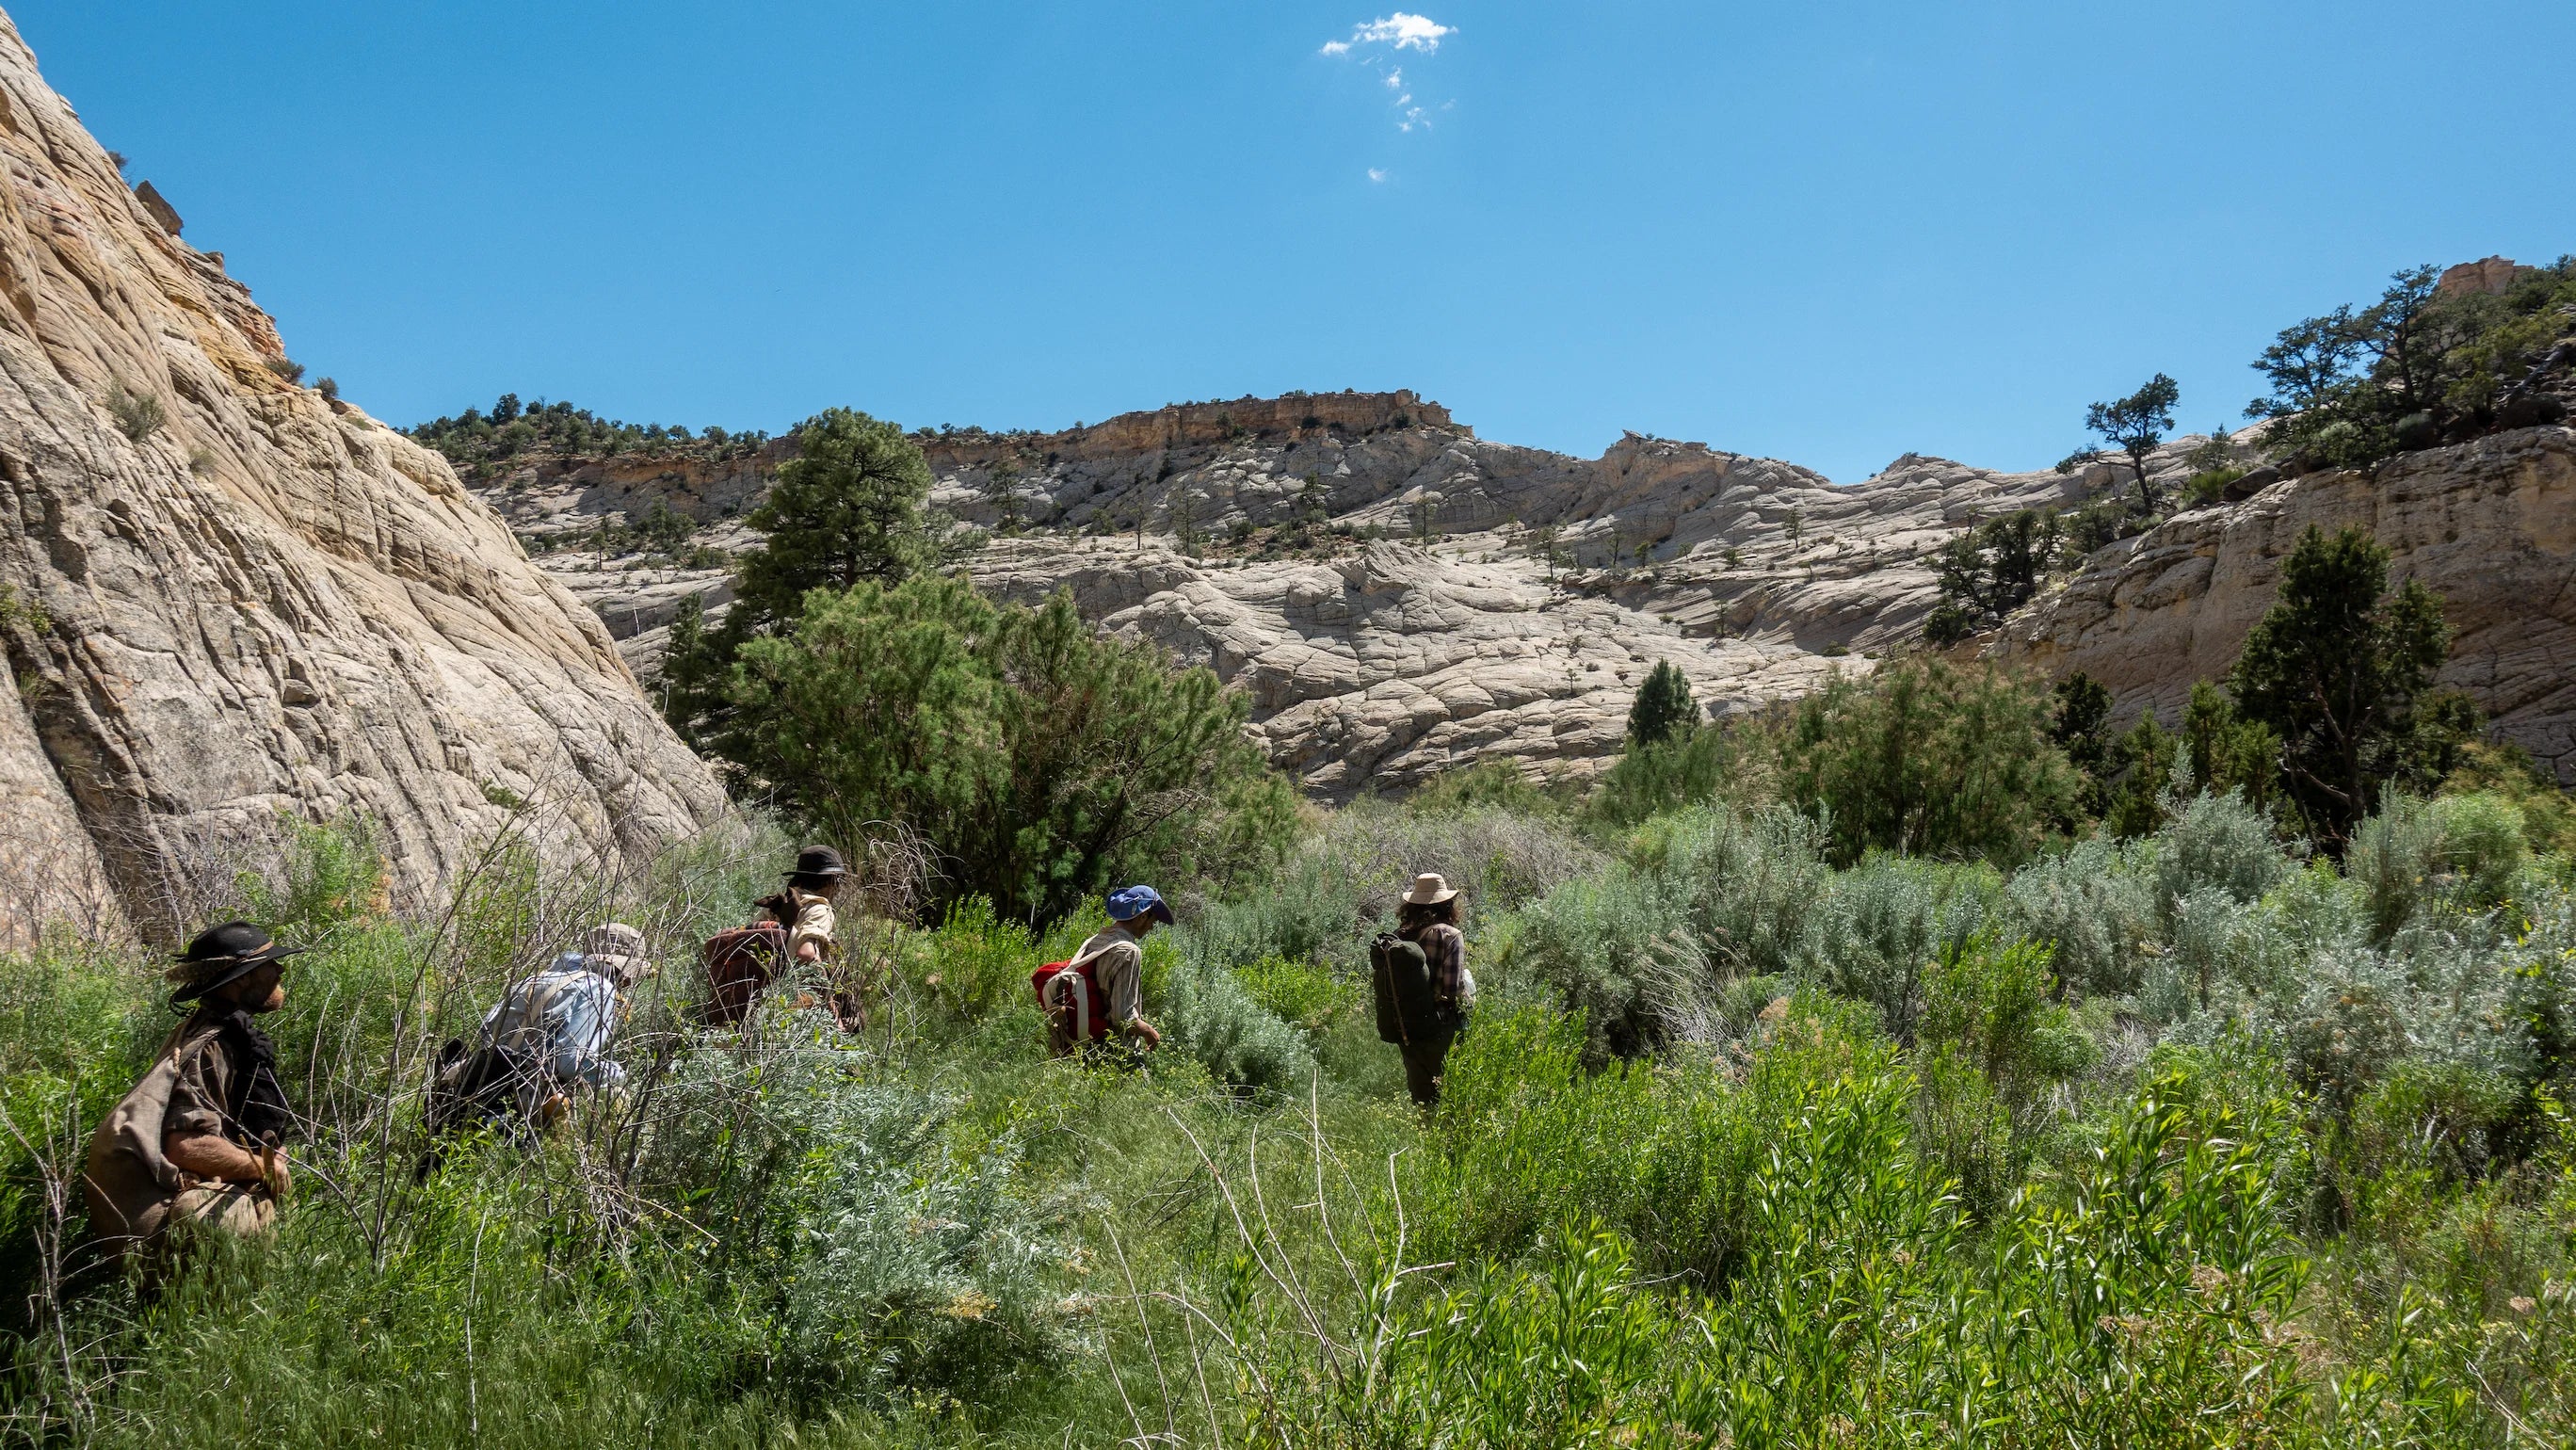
[0, 14, 726, 945]
[2003, 427, 2576, 783]
[471, 379, 2576, 802]
[488, 389, 2229, 798]
[945, 421, 2155, 797]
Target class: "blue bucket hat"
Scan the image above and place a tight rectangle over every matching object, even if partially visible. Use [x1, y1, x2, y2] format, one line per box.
[1105, 884, 1175, 926]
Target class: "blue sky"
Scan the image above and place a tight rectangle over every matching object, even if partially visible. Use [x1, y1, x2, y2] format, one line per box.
[18, 1, 2573, 480]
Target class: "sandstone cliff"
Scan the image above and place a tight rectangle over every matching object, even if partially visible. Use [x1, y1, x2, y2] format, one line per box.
[475, 389, 2233, 798]
[0, 14, 726, 945]
[450, 367, 2573, 804]
[2002, 427, 2576, 783]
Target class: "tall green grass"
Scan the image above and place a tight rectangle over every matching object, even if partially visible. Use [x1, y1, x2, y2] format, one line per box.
[5, 779, 2574, 1445]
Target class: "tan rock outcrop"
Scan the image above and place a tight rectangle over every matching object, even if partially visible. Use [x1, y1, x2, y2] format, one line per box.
[0, 12, 726, 945]
[2438, 256, 2537, 298]
[2001, 427, 2576, 782]
[482, 389, 2239, 798]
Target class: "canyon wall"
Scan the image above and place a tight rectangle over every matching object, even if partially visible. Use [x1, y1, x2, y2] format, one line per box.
[0, 13, 726, 945]
[2003, 427, 2576, 783]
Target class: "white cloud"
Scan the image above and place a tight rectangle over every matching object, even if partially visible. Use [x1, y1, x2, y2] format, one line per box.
[1384, 67, 1404, 89]
[1367, 168, 1389, 183]
[1323, 12, 1453, 56]
[1353, 13, 1453, 50]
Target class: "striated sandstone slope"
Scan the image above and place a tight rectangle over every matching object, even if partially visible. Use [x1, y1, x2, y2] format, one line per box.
[944, 412, 2153, 797]
[467, 382, 2574, 799]
[2002, 427, 2576, 783]
[0, 13, 725, 944]
[483, 391, 2207, 798]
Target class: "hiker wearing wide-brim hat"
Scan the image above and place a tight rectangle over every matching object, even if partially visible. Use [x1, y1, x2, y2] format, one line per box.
[1376, 875, 1476, 1109]
[755, 845, 849, 966]
[164, 919, 305, 1007]
[84, 921, 301, 1265]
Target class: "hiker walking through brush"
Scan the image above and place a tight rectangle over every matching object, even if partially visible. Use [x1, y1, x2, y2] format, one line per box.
[1373, 874, 1475, 1108]
[82, 922, 300, 1266]
[434, 922, 653, 1136]
[1041, 885, 1172, 1055]
[703, 845, 847, 1028]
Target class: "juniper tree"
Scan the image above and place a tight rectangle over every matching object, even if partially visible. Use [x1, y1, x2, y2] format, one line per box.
[663, 408, 951, 749]
[2062, 374, 2180, 514]
[2228, 524, 2449, 848]
[1625, 660, 1699, 749]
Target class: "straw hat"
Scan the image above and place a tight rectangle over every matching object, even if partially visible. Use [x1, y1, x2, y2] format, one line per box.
[1401, 873, 1458, 906]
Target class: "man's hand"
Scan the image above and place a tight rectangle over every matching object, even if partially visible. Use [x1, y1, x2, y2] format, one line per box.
[796, 941, 822, 964]
[1126, 1018, 1162, 1051]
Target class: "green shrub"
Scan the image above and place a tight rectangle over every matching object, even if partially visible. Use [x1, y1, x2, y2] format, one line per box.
[1805, 855, 1995, 1044]
[1587, 721, 1766, 829]
[2004, 835, 2158, 997]
[1158, 943, 1316, 1095]
[105, 380, 164, 443]
[1780, 657, 2078, 867]
[714, 573, 1296, 927]
[2182, 463, 2246, 506]
[2151, 786, 2296, 926]
[1231, 954, 1348, 1034]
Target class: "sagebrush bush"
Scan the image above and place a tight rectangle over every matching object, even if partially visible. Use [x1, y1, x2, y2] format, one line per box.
[1805, 856, 1996, 1043]
[2004, 834, 2158, 996]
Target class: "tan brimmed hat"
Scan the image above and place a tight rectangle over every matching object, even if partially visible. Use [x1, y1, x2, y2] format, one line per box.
[1402, 873, 1458, 906]
[581, 921, 654, 988]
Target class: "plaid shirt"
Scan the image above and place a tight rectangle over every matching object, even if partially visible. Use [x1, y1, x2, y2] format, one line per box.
[1410, 923, 1474, 1016]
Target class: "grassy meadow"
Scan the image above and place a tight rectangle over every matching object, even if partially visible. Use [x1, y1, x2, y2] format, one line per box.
[5, 769, 2576, 1447]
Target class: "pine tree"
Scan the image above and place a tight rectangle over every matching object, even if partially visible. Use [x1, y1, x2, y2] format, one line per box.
[1625, 660, 1698, 749]
[2229, 524, 2449, 848]
[662, 408, 950, 749]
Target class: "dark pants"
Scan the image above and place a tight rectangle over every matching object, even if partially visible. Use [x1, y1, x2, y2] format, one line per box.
[1399, 1018, 1463, 1109]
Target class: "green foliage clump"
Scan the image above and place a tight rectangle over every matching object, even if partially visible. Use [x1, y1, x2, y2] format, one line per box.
[1623, 659, 1698, 748]
[2230, 524, 2458, 849]
[1780, 657, 2077, 867]
[408, 394, 771, 470]
[659, 409, 976, 764]
[710, 572, 1295, 928]
[1587, 717, 1763, 829]
[1926, 509, 2057, 644]
[2246, 257, 2576, 468]
[104, 379, 165, 443]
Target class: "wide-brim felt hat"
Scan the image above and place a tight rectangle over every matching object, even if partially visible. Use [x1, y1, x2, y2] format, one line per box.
[784, 845, 847, 881]
[1402, 873, 1459, 906]
[166, 920, 303, 1005]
